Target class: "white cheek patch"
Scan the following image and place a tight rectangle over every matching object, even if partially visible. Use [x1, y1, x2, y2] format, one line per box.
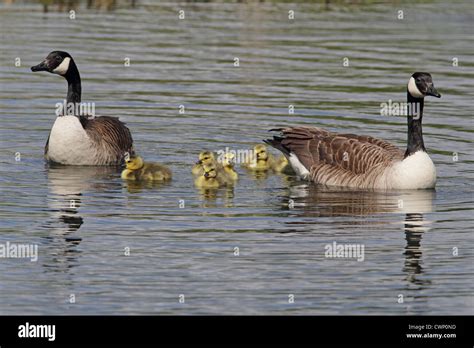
[408, 77, 424, 98]
[53, 57, 71, 75]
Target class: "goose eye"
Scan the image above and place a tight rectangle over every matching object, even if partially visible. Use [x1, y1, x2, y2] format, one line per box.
[56, 56, 62, 61]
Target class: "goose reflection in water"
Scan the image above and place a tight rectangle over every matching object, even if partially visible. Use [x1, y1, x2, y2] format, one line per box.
[403, 213, 432, 286]
[41, 164, 122, 270]
[283, 183, 435, 218]
[45, 163, 123, 233]
[282, 183, 435, 285]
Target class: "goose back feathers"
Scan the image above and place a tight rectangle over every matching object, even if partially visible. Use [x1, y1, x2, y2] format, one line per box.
[79, 115, 133, 163]
[266, 126, 406, 189]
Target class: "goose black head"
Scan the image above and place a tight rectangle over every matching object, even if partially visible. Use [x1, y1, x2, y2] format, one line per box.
[408, 72, 441, 99]
[31, 51, 73, 76]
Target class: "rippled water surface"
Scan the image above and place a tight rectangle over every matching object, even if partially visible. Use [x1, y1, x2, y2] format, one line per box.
[0, 0, 473, 315]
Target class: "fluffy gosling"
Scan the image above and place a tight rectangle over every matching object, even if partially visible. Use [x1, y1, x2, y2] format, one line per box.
[194, 163, 223, 189]
[121, 153, 172, 181]
[220, 152, 238, 182]
[242, 144, 290, 173]
[273, 155, 291, 173]
[192, 151, 217, 176]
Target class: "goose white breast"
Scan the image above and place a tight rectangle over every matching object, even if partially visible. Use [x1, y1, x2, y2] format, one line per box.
[46, 116, 96, 165]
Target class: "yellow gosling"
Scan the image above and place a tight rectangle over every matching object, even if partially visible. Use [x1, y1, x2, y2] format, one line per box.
[121, 154, 172, 181]
[242, 144, 293, 174]
[272, 155, 292, 173]
[194, 163, 223, 189]
[192, 151, 216, 176]
[242, 144, 274, 171]
[220, 152, 238, 182]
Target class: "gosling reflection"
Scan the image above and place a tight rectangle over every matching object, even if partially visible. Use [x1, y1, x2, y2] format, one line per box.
[196, 187, 235, 208]
[124, 180, 171, 194]
[247, 171, 271, 181]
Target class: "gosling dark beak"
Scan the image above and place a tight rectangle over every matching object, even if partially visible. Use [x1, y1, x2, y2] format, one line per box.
[204, 172, 209, 178]
[426, 85, 441, 98]
[31, 61, 48, 72]
[197, 160, 202, 165]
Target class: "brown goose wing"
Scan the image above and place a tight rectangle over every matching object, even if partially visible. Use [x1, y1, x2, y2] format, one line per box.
[266, 126, 403, 175]
[337, 132, 404, 157]
[80, 116, 134, 161]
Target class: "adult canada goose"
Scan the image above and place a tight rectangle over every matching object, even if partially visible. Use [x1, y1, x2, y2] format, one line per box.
[265, 72, 441, 190]
[31, 51, 133, 165]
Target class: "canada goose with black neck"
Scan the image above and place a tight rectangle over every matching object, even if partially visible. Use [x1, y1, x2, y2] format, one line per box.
[265, 72, 441, 190]
[31, 51, 134, 165]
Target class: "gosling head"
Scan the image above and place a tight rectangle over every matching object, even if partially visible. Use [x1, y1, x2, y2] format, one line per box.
[222, 152, 235, 166]
[254, 144, 268, 161]
[31, 51, 76, 77]
[203, 164, 217, 179]
[407, 72, 441, 99]
[197, 151, 215, 166]
[125, 153, 144, 170]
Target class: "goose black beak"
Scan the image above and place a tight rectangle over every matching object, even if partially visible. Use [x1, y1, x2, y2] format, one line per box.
[426, 85, 441, 98]
[31, 61, 48, 72]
